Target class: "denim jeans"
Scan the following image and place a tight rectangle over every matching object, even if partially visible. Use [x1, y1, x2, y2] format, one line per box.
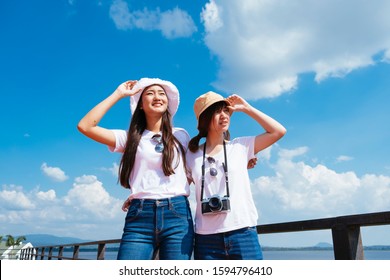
[194, 226, 263, 260]
[117, 195, 194, 260]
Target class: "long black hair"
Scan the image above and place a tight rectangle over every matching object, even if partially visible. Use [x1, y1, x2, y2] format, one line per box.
[118, 87, 187, 189]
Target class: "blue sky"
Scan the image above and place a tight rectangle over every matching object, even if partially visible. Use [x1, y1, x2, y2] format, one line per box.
[1, 0, 389, 247]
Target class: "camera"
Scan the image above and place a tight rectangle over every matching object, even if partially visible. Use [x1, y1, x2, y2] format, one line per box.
[201, 195, 231, 215]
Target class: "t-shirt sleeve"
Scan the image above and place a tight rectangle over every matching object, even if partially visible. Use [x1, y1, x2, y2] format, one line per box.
[107, 129, 127, 153]
[185, 149, 194, 182]
[232, 136, 256, 160]
[173, 127, 190, 151]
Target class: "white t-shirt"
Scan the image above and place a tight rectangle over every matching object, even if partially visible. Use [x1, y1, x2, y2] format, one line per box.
[109, 128, 190, 200]
[186, 137, 258, 234]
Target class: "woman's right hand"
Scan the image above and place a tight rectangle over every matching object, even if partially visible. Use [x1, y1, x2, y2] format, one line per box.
[121, 197, 131, 212]
[115, 80, 142, 98]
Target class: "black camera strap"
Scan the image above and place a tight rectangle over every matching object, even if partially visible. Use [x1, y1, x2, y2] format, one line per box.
[200, 140, 230, 201]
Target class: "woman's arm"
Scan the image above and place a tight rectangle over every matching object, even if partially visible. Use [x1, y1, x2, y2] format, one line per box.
[226, 94, 286, 154]
[77, 81, 140, 147]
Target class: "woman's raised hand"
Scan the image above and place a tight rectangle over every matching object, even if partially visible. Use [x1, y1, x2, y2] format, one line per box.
[226, 94, 250, 112]
[115, 80, 142, 98]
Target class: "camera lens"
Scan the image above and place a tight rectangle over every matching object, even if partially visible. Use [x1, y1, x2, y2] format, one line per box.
[209, 196, 222, 211]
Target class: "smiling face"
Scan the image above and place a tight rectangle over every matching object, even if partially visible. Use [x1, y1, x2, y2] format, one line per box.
[140, 84, 168, 116]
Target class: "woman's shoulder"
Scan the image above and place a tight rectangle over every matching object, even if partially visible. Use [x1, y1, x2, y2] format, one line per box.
[173, 127, 190, 139]
[173, 127, 190, 146]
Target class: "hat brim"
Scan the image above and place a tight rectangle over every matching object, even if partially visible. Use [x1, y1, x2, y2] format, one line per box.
[130, 78, 179, 117]
[195, 91, 232, 120]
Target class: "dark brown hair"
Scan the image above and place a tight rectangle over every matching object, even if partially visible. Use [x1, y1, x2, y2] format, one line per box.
[188, 101, 230, 153]
[118, 88, 187, 189]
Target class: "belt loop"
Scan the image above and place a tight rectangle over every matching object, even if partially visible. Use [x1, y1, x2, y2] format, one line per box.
[168, 198, 172, 210]
[140, 199, 144, 210]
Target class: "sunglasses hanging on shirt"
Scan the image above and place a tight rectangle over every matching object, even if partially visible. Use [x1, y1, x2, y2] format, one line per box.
[151, 134, 164, 153]
[207, 156, 218, 176]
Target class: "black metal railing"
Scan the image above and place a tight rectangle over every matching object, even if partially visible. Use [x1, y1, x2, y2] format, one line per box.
[20, 210, 390, 260]
[257, 210, 390, 259]
[0, 248, 26, 260]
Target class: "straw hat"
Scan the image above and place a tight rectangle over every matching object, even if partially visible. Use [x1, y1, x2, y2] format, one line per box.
[130, 78, 179, 116]
[193, 91, 231, 119]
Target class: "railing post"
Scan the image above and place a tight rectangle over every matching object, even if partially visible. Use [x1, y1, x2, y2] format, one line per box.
[73, 245, 80, 260]
[332, 224, 364, 260]
[40, 247, 46, 260]
[58, 246, 64, 260]
[97, 243, 106, 260]
[35, 247, 39, 260]
[48, 247, 53, 260]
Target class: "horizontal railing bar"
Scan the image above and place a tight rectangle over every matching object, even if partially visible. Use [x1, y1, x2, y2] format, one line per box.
[19, 210, 390, 260]
[257, 211, 390, 234]
[32, 239, 122, 250]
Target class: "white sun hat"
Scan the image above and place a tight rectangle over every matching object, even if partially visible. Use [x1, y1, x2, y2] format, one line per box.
[130, 78, 180, 117]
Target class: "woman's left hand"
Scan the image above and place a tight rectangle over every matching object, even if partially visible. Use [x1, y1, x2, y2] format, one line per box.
[226, 94, 250, 112]
[247, 157, 257, 169]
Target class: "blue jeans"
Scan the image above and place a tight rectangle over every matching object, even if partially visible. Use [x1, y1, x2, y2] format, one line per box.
[194, 226, 263, 260]
[117, 195, 194, 260]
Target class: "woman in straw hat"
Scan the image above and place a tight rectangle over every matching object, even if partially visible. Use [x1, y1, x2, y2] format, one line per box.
[186, 91, 286, 260]
[77, 78, 194, 260]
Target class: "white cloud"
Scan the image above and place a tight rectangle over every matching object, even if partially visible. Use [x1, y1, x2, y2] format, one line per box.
[360, 174, 390, 211]
[0, 176, 125, 240]
[109, 0, 197, 39]
[159, 7, 197, 39]
[100, 162, 119, 177]
[64, 175, 122, 218]
[384, 49, 390, 62]
[252, 147, 390, 224]
[201, 0, 223, 32]
[36, 189, 56, 201]
[0, 186, 35, 210]
[109, 0, 133, 30]
[201, 0, 390, 99]
[278, 146, 309, 160]
[41, 162, 69, 182]
[336, 155, 354, 162]
[257, 146, 272, 162]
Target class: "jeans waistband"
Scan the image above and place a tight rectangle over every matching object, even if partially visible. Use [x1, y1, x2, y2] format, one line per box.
[131, 195, 188, 207]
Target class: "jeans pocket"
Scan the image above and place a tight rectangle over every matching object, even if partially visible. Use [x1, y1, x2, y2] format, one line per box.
[125, 203, 142, 222]
[171, 201, 192, 221]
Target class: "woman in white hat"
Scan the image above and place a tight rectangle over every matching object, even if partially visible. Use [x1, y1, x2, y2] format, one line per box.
[77, 78, 194, 260]
[186, 91, 286, 260]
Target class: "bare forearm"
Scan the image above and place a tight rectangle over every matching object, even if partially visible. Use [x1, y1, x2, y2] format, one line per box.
[242, 104, 286, 154]
[244, 105, 286, 137]
[78, 91, 122, 132]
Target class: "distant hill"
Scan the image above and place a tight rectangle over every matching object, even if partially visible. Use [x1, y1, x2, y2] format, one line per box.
[24, 234, 92, 246]
[262, 242, 334, 251]
[314, 242, 333, 248]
